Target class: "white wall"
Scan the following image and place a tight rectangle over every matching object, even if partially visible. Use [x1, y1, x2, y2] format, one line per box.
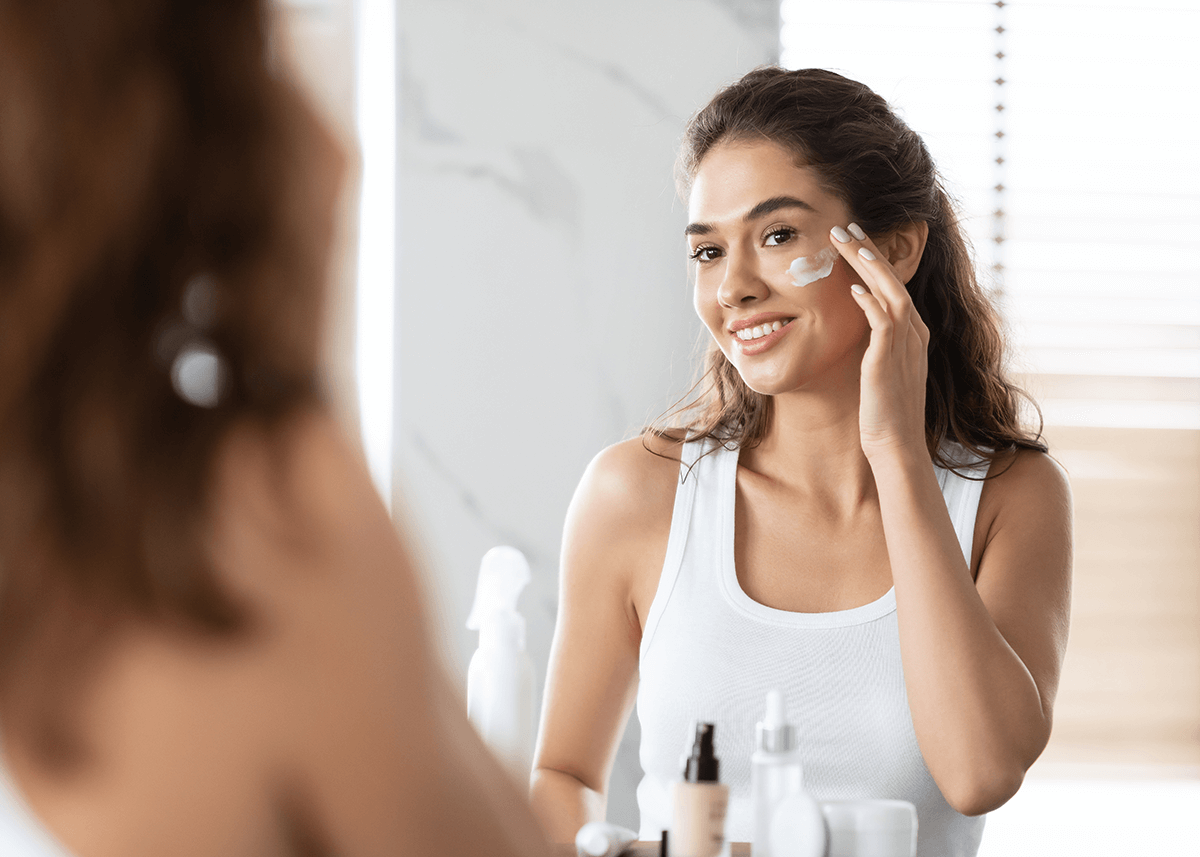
[393, 0, 780, 827]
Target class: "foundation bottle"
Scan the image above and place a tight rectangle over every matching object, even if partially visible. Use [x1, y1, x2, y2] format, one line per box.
[671, 722, 729, 857]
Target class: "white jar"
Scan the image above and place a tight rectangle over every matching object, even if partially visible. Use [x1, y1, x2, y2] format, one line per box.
[821, 799, 918, 857]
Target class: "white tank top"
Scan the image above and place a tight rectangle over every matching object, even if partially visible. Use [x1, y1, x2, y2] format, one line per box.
[635, 438, 989, 857]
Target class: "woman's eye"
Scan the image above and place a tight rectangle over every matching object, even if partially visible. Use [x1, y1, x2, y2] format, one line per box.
[764, 228, 796, 246]
[689, 245, 722, 263]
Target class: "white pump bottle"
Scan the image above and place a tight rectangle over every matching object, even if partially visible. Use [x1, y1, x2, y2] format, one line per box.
[466, 546, 536, 783]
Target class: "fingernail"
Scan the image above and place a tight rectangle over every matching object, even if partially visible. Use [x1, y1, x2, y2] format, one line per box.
[848, 223, 867, 240]
[858, 247, 876, 261]
[831, 225, 851, 243]
[851, 284, 867, 295]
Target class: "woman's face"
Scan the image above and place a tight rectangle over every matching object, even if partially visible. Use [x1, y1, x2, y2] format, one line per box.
[687, 139, 868, 397]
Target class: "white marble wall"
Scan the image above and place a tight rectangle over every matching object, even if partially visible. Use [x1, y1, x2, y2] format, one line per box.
[394, 0, 779, 827]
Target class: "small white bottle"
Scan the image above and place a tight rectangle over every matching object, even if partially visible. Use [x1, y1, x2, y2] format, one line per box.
[465, 546, 536, 784]
[751, 690, 825, 857]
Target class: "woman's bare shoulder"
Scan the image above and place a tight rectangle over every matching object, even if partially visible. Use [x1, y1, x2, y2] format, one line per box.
[214, 407, 383, 527]
[41, 407, 550, 856]
[219, 411, 549, 857]
[207, 405, 437, 712]
[8, 410, 436, 857]
[569, 432, 685, 538]
[556, 432, 688, 623]
[973, 447, 1072, 571]
[981, 447, 1071, 513]
[207, 400, 434, 671]
[211, 407, 418, 592]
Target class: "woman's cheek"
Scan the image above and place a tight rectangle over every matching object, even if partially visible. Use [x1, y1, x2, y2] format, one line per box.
[692, 276, 717, 326]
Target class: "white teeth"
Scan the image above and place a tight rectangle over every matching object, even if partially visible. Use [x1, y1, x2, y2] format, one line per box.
[736, 319, 792, 341]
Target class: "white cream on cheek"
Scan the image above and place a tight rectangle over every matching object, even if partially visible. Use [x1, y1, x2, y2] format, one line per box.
[788, 246, 839, 287]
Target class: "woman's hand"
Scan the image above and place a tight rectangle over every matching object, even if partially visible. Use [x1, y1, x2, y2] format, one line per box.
[831, 222, 930, 465]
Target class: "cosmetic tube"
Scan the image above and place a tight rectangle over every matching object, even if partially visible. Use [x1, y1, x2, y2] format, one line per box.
[671, 722, 729, 857]
[574, 822, 638, 857]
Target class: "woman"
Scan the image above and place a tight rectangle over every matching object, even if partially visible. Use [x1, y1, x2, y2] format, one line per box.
[531, 67, 1072, 856]
[0, 2, 552, 855]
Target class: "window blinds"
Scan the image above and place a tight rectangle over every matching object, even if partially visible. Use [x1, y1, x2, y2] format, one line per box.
[781, 0, 1200, 429]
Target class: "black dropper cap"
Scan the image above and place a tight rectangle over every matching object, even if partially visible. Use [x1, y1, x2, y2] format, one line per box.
[682, 722, 720, 782]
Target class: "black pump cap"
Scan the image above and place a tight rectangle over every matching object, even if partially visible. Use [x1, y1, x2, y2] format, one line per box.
[683, 722, 720, 782]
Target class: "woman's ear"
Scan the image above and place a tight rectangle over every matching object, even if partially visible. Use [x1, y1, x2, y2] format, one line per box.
[878, 221, 929, 285]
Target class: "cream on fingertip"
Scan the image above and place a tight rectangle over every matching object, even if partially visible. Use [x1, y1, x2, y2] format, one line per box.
[848, 222, 867, 240]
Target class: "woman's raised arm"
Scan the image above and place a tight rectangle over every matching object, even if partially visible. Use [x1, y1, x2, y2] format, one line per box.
[834, 223, 1073, 815]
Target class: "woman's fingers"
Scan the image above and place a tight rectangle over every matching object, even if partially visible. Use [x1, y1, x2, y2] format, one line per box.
[829, 223, 913, 317]
[912, 312, 931, 348]
[829, 224, 885, 302]
[849, 282, 892, 340]
[857, 245, 911, 320]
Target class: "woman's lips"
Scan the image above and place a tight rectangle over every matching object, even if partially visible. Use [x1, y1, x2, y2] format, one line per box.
[732, 318, 794, 354]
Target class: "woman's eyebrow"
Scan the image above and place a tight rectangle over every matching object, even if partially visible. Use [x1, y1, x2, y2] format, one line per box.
[745, 195, 817, 222]
[685, 195, 817, 236]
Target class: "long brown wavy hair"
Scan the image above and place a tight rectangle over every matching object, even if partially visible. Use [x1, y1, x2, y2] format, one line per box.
[656, 66, 1046, 471]
[0, 0, 327, 758]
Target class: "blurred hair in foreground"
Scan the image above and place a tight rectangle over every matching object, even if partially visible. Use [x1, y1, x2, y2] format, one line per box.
[0, 0, 322, 665]
[0, 2, 554, 855]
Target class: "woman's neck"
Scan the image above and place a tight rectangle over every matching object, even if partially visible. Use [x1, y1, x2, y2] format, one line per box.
[739, 386, 877, 513]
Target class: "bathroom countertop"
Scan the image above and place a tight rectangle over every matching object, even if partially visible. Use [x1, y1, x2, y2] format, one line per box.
[555, 843, 750, 856]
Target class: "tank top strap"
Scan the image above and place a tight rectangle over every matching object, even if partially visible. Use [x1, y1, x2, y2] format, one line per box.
[639, 437, 725, 659]
[934, 446, 992, 567]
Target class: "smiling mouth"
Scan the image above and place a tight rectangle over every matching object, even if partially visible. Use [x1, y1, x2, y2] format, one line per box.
[735, 318, 795, 341]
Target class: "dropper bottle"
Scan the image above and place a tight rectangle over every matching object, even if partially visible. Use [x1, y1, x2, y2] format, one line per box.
[751, 690, 825, 857]
[671, 722, 729, 857]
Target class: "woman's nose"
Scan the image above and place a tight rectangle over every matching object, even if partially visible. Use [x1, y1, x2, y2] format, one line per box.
[716, 248, 770, 307]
